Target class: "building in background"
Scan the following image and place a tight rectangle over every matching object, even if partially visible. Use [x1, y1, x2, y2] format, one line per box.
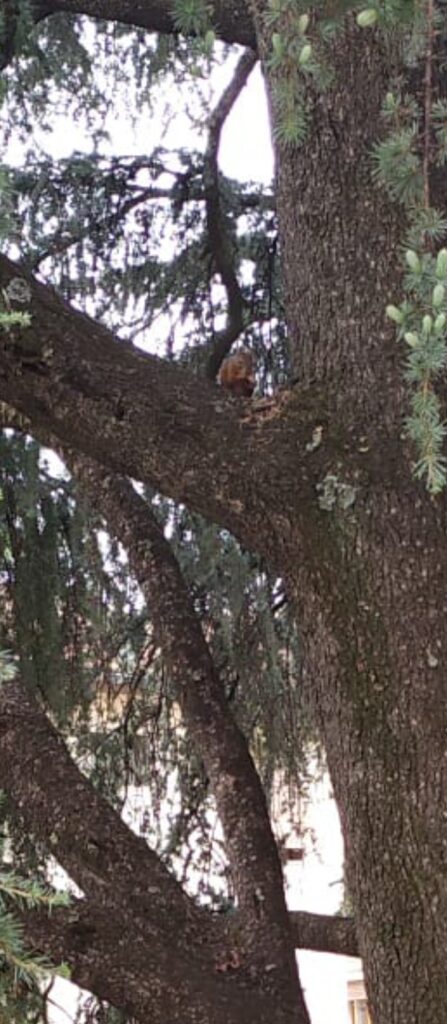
[280, 771, 370, 1024]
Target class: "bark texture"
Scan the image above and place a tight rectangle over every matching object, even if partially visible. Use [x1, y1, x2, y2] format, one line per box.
[268, 19, 447, 1024]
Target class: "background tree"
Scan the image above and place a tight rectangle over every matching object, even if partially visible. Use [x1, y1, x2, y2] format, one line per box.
[0, 1, 446, 1024]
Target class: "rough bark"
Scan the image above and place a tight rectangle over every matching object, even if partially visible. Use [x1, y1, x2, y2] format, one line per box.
[68, 453, 303, 1011]
[289, 911, 358, 959]
[266, 18, 447, 1024]
[20, 901, 358, 1009]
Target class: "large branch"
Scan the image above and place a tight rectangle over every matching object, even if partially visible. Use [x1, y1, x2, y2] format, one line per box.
[68, 453, 303, 1003]
[0, 677, 203, 948]
[54, 0, 257, 47]
[0, 0, 257, 70]
[21, 898, 296, 1024]
[22, 900, 357, 1024]
[0, 680, 304, 1023]
[21, 900, 217, 1024]
[0, 603, 354, 1024]
[0, 254, 319, 560]
[290, 911, 358, 958]
[0, 254, 400, 571]
[22, 900, 359, 996]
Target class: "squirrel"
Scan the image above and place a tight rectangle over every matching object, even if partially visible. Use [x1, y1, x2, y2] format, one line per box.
[218, 348, 255, 398]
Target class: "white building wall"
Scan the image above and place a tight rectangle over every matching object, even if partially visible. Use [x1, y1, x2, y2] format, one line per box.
[282, 770, 363, 1024]
[298, 951, 353, 1024]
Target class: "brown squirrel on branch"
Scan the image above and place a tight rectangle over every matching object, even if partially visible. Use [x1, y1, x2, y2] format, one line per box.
[218, 348, 255, 397]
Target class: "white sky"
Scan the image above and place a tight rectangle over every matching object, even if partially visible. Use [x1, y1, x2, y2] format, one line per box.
[7, 45, 274, 185]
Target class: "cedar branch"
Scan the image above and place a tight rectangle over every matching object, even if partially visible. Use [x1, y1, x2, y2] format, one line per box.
[0, 0, 257, 70]
[0, 678, 202, 947]
[289, 911, 358, 958]
[203, 49, 258, 379]
[69, 453, 300, 997]
[0, 252, 320, 563]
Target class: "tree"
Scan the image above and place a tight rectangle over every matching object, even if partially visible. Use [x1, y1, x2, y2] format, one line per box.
[0, 0, 446, 1022]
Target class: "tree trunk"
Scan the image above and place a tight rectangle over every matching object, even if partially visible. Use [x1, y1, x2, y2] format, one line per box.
[268, 20, 447, 1024]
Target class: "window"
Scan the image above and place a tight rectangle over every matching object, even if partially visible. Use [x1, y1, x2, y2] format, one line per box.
[348, 980, 371, 1024]
[349, 999, 371, 1024]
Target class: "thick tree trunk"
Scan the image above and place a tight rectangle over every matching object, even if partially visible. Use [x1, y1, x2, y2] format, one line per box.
[286, 489, 447, 1024]
[267, 20, 447, 1024]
